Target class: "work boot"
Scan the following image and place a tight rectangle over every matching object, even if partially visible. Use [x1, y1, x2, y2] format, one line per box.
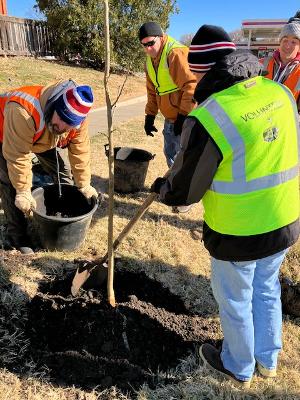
[18, 246, 34, 255]
[14, 242, 34, 255]
[256, 362, 277, 378]
[171, 204, 193, 214]
[198, 343, 252, 389]
[6, 235, 35, 255]
[0, 178, 30, 243]
[3, 239, 34, 255]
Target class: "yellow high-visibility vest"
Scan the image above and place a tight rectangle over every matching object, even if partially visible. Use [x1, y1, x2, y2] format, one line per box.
[146, 36, 186, 95]
[189, 76, 300, 235]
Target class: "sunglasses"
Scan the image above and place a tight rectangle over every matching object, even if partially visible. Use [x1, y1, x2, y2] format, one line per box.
[141, 37, 158, 48]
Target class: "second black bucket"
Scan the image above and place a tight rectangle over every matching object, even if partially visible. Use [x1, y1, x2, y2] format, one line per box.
[31, 184, 98, 251]
[105, 145, 155, 193]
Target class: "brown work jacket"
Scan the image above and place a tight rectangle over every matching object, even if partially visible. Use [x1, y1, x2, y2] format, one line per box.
[2, 80, 92, 192]
[145, 34, 197, 121]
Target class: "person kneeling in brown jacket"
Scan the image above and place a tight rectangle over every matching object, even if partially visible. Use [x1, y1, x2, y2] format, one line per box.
[0, 79, 97, 254]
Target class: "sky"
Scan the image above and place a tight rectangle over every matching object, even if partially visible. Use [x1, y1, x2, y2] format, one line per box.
[6, 0, 299, 40]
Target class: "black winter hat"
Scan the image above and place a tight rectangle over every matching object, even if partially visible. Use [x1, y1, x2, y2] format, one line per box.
[288, 10, 300, 23]
[188, 25, 236, 73]
[139, 22, 163, 41]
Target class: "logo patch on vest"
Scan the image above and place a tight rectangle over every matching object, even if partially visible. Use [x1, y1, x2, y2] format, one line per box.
[244, 80, 257, 89]
[263, 126, 279, 142]
[241, 101, 283, 122]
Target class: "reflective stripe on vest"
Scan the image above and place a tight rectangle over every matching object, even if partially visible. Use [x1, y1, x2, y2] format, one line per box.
[190, 76, 300, 235]
[265, 58, 300, 101]
[0, 86, 45, 143]
[146, 36, 186, 95]
[8, 90, 45, 137]
[204, 89, 300, 194]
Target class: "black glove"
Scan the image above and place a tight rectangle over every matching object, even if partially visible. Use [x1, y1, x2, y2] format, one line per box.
[174, 113, 186, 136]
[144, 114, 158, 137]
[150, 177, 166, 194]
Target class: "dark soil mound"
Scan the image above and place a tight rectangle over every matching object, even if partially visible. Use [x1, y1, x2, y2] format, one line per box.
[26, 269, 219, 394]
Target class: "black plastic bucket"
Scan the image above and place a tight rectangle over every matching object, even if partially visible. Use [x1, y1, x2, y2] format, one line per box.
[105, 145, 155, 193]
[31, 184, 98, 251]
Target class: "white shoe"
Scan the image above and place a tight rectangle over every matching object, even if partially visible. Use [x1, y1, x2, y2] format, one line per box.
[172, 205, 193, 213]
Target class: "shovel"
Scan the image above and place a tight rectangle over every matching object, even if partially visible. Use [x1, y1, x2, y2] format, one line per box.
[71, 189, 161, 296]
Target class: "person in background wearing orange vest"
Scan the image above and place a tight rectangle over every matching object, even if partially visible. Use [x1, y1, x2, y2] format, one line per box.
[0, 80, 97, 254]
[262, 11, 300, 113]
[139, 22, 197, 213]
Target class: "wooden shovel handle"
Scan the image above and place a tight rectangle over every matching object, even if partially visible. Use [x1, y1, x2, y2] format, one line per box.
[100, 169, 170, 263]
[98, 192, 157, 264]
[111, 191, 157, 254]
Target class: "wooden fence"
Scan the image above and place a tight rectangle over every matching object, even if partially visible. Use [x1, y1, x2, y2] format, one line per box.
[0, 15, 53, 57]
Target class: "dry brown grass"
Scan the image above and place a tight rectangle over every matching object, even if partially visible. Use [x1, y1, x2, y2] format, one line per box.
[0, 56, 146, 108]
[0, 59, 299, 399]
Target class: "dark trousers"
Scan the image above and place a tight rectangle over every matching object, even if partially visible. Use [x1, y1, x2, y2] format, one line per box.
[0, 145, 73, 247]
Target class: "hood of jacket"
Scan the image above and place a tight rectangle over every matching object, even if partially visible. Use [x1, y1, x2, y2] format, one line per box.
[194, 49, 263, 104]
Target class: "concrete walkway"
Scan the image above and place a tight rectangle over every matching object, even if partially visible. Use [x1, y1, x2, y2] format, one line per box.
[87, 95, 146, 137]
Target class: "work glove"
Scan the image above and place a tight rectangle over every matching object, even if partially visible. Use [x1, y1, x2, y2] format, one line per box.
[79, 185, 98, 200]
[150, 177, 166, 194]
[15, 190, 36, 214]
[173, 113, 186, 136]
[144, 114, 158, 137]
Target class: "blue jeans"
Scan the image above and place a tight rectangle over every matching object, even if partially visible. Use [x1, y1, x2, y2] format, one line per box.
[163, 119, 181, 167]
[211, 250, 287, 381]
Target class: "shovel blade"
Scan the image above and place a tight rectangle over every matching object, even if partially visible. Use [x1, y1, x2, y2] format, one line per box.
[71, 260, 108, 296]
[71, 267, 91, 296]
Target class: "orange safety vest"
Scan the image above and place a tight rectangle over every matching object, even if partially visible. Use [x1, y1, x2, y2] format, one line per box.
[264, 58, 300, 103]
[0, 85, 78, 146]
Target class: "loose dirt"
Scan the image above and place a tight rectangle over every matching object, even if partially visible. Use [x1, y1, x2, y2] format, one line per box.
[25, 267, 219, 394]
[1, 251, 300, 398]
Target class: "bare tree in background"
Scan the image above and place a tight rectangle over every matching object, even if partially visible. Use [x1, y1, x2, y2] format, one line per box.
[180, 28, 245, 47]
[180, 33, 194, 46]
[230, 29, 244, 43]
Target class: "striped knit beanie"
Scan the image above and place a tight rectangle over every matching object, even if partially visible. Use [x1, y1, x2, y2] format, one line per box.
[54, 85, 93, 127]
[188, 25, 236, 73]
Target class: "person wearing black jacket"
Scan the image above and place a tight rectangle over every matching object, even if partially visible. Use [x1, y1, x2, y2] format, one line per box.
[151, 25, 300, 388]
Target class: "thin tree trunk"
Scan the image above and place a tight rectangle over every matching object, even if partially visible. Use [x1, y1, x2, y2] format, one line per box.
[103, 0, 115, 307]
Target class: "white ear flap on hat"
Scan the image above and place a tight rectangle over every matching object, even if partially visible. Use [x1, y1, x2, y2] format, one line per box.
[47, 80, 77, 104]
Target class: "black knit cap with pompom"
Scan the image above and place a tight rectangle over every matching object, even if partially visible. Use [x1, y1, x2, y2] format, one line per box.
[188, 25, 236, 73]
